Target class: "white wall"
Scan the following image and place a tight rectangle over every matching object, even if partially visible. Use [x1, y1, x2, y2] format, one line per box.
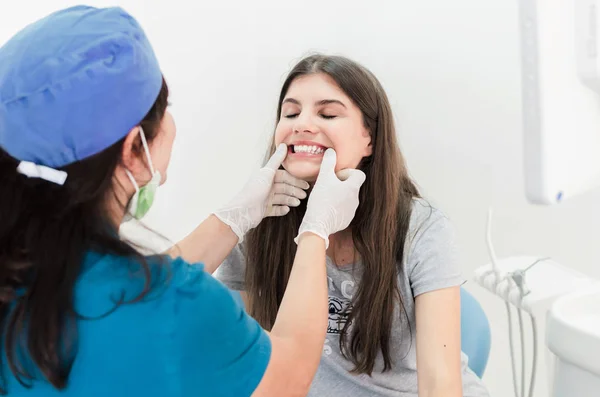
[2, 1, 599, 396]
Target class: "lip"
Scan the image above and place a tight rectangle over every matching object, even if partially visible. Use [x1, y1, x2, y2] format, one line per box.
[287, 141, 330, 158]
[290, 140, 330, 149]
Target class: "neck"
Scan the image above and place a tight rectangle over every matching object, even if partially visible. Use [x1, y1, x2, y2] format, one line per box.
[107, 174, 135, 227]
[327, 228, 356, 267]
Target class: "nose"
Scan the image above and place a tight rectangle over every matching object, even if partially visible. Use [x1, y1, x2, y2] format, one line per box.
[293, 112, 318, 134]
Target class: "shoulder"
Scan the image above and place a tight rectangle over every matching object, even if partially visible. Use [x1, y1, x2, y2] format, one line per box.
[224, 242, 246, 268]
[79, 250, 258, 334]
[81, 252, 245, 317]
[215, 243, 247, 290]
[402, 199, 463, 295]
[76, 252, 209, 314]
[79, 251, 206, 290]
[169, 255, 239, 316]
[406, 198, 454, 245]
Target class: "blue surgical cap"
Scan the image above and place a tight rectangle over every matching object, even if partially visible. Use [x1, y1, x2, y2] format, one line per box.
[0, 5, 163, 168]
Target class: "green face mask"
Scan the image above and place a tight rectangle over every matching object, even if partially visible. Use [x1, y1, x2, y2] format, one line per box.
[125, 170, 161, 220]
[124, 127, 161, 221]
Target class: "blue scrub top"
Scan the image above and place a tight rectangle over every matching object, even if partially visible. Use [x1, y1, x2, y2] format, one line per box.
[4, 251, 271, 396]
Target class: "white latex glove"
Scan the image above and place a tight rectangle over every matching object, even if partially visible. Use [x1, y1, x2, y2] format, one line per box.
[295, 149, 366, 248]
[265, 168, 310, 217]
[214, 143, 309, 243]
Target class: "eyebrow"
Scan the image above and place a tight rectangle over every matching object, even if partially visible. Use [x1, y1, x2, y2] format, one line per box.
[282, 98, 347, 108]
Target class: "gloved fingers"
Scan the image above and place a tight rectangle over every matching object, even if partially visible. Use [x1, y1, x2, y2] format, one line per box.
[263, 144, 288, 172]
[270, 193, 301, 207]
[336, 168, 366, 187]
[265, 205, 290, 217]
[274, 169, 310, 190]
[273, 182, 307, 199]
[342, 169, 366, 187]
[335, 169, 352, 181]
[317, 148, 337, 178]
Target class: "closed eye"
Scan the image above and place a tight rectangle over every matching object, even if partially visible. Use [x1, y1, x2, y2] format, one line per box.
[283, 113, 336, 119]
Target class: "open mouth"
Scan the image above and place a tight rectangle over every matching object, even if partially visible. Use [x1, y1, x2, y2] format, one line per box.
[289, 144, 327, 155]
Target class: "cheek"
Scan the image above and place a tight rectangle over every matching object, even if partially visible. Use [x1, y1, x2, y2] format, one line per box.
[332, 146, 356, 171]
[274, 122, 289, 145]
[330, 139, 369, 171]
[150, 140, 169, 179]
[321, 129, 359, 170]
[152, 132, 176, 181]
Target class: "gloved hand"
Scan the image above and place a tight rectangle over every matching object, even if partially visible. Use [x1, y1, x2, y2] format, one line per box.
[295, 149, 366, 248]
[214, 143, 309, 243]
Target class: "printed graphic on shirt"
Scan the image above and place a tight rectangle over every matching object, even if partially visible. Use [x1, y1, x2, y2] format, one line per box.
[323, 275, 355, 355]
[327, 296, 352, 334]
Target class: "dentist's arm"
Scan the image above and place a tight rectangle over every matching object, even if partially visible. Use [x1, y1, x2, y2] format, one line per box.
[169, 214, 239, 274]
[169, 144, 308, 273]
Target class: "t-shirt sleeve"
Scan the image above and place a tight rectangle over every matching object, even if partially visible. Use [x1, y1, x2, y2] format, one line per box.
[406, 204, 465, 297]
[170, 257, 270, 396]
[215, 243, 247, 291]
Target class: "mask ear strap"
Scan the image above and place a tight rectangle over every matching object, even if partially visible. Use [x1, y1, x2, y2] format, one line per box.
[125, 169, 140, 193]
[138, 126, 156, 175]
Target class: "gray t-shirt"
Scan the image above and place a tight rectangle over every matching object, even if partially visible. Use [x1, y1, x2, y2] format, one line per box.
[216, 199, 490, 397]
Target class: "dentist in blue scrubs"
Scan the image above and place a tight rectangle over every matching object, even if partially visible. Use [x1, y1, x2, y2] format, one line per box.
[0, 6, 366, 396]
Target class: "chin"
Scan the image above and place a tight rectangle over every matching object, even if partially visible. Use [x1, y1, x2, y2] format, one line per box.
[283, 161, 319, 182]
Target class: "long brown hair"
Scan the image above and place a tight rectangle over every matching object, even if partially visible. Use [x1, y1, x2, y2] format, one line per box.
[0, 78, 169, 393]
[245, 55, 420, 374]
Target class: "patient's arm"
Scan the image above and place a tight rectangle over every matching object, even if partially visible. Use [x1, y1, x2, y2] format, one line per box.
[415, 286, 463, 397]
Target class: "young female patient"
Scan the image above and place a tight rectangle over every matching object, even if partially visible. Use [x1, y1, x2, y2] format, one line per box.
[217, 54, 490, 397]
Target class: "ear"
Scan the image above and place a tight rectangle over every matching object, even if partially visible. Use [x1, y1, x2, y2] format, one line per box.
[121, 127, 142, 171]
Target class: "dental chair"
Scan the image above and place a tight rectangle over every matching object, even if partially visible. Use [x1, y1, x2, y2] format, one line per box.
[460, 287, 491, 378]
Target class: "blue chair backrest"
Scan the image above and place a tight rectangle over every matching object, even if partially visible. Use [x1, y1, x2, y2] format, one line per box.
[229, 287, 491, 377]
[460, 287, 491, 378]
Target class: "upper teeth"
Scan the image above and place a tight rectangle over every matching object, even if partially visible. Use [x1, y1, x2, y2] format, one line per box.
[294, 145, 324, 154]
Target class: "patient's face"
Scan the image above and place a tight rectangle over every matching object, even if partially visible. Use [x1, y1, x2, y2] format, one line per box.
[274, 73, 372, 182]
